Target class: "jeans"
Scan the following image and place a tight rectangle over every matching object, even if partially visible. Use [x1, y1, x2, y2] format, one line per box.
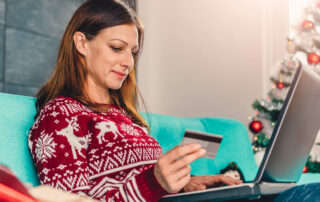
[275, 182, 320, 202]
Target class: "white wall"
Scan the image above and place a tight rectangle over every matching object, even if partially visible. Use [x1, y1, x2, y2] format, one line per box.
[137, 0, 289, 126]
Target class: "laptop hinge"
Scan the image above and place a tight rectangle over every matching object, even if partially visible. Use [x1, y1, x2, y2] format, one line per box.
[256, 182, 296, 195]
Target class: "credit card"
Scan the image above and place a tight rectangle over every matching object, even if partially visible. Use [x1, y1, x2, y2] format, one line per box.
[180, 130, 223, 159]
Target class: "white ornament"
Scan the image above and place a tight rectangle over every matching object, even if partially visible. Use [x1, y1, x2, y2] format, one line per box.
[310, 129, 320, 162]
[254, 148, 266, 166]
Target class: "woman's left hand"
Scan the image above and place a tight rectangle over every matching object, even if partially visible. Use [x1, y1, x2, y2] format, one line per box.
[183, 174, 242, 192]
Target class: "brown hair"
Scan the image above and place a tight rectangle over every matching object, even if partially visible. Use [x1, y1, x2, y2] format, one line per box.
[35, 0, 149, 129]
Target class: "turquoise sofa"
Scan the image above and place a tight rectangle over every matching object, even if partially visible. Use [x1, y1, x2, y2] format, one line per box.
[143, 113, 257, 180]
[0, 92, 257, 187]
[0, 92, 318, 190]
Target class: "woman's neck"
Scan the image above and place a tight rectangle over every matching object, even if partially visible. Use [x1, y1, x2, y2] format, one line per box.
[84, 78, 110, 104]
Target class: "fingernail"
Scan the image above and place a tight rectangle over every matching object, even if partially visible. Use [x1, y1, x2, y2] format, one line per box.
[193, 144, 201, 149]
[200, 148, 206, 155]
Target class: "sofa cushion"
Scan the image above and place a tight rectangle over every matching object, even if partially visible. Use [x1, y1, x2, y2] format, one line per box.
[298, 173, 320, 185]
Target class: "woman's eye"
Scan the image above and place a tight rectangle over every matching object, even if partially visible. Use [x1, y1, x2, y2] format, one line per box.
[111, 46, 122, 52]
[132, 51, 137, 56]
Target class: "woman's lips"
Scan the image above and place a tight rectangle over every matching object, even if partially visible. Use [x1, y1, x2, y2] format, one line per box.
[113, 70, 127, 79]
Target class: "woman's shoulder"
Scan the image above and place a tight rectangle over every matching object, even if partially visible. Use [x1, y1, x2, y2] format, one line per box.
[40, 96, 94, 117]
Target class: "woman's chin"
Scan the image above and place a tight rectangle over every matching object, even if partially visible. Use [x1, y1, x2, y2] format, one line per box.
[105, 78, 126, 90]
[107, 83, 123, 91]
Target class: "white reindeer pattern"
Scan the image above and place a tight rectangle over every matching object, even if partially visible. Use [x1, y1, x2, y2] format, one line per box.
[95, 120, 124, 144]
[56, 117, 88, 159]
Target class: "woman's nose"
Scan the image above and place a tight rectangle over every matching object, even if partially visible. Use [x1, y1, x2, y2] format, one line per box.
[121, 51, 134, 70]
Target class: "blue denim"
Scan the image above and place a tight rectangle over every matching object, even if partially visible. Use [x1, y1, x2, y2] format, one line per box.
[275, 182, 320, 202]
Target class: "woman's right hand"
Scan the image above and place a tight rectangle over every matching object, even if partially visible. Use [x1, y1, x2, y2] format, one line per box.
[154, 144, 206, 193]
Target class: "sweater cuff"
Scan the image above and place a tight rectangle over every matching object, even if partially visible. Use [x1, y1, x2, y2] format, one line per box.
[134, 165, 169, 201]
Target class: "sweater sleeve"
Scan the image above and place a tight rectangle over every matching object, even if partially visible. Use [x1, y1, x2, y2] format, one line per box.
[88, 165, 168, 201]
[129, 165, 169, 201]
[28, 106, 92, 196]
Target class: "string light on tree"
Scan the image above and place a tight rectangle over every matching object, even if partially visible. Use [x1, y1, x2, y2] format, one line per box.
[285, 58, 300, 70]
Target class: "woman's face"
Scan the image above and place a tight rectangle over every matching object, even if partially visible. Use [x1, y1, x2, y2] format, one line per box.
[83, 24, 139, 92]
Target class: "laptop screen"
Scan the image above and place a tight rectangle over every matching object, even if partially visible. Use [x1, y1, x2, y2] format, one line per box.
[253, 64, 320, 183]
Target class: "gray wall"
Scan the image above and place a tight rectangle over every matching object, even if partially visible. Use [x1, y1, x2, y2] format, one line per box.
[0, 0, 135, 97]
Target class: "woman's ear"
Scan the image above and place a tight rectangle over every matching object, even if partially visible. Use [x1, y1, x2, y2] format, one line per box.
[73, 31, 88, 56]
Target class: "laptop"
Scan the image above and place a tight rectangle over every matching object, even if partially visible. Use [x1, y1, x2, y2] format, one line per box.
[160, 64, 320, 201]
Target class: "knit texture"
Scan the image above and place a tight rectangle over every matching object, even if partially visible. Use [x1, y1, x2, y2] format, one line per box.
[28, 96, 168, 201]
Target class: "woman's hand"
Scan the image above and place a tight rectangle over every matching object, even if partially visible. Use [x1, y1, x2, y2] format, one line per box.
[183, 175, 243, 192]
[154, 144, 205, 193]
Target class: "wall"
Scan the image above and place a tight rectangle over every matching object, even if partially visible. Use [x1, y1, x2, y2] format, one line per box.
[0, 0, 289, 126]
[0, 0, 85, 96]
[0, 0, 135, 96]
[137, 0, 289, 125]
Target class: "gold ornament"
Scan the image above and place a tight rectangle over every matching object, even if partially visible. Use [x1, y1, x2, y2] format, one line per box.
[286, 39, 296, 54]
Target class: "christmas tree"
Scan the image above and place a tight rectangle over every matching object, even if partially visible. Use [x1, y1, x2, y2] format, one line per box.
[249, 0, 320, 173]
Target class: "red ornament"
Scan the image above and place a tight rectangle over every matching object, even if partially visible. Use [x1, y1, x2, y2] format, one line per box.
[303, 166, 308, 173]
[317, 2, 320, 8]
[277, 82, 284, 89]
[301, 20, 315, 30]
[249, 120, 263, 134]
[307, 52, 320, 65]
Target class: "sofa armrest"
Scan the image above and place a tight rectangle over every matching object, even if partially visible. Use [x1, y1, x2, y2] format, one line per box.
[297, 173, 320, 185]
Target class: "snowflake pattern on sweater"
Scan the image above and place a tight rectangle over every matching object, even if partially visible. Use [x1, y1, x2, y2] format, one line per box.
[28, 96, 168, 201]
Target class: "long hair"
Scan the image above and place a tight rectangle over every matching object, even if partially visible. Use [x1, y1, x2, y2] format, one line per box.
[35, 0, 149, 129]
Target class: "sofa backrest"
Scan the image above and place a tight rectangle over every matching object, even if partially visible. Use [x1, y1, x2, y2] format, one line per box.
[0, 93, 40, 186]
[143, 113, 258, 181]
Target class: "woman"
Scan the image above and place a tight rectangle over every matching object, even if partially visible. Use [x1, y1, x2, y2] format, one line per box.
[28, 0, 241, 201]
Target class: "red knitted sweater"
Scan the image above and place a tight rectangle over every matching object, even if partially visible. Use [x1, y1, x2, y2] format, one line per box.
[28, 96, 168, 201]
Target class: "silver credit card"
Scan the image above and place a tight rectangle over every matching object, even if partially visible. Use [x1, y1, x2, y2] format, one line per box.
[180, 130, 223, 159]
